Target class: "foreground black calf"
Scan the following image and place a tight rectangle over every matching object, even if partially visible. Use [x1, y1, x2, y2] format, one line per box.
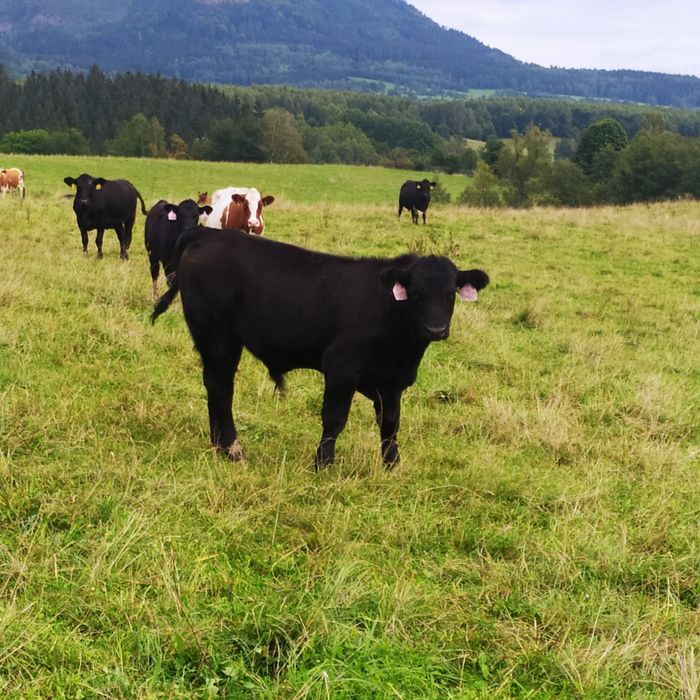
[152, 227, 489, 468]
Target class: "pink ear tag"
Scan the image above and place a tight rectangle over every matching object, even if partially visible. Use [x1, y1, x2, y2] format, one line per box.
[458, 284, 477, 301]
[167, 211, 177, 221]
[392, 283, 408, 301]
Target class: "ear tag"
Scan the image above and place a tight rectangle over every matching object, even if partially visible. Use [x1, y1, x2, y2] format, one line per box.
[392, 283, 408, 301]
[458, 284, 477, 302]
[167, 211, 177, 221]
[95, 184, 102, 190]
[430, 185, 435, 190]
[416, 184, 421, 190]
[71, 183, 76, 189]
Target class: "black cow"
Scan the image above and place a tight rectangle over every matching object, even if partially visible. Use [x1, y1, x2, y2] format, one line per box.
[64, 173, 147, 259]
[152, 227, 489, 468]
[398, 179, 437, 225]
[144, 199, 212, 299]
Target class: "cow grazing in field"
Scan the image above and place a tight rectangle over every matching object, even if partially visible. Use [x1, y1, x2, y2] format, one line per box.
[208, 187, 275, 235]
[0, 168, 25, 200]
[398, 179, 437, 225]
[151, 227, 489, 468]
[64, 174, 147, 259]
[144, 199, 213, 299]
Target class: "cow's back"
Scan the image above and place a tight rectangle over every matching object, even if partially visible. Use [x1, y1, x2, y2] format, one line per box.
[102, 179, 138, 212]
[177, 229, 409, 373]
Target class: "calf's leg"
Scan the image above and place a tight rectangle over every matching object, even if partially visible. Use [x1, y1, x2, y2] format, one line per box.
[80, 228, 89, 254]
[201, 344, 244, 460]
[316, 366, 357, 468]
[115, 223, 129, 260]
[373, 390, 402, 468]
[123, 217, 134, 260]
[148, 253, 160, 301]
[95, 228, 105, 258]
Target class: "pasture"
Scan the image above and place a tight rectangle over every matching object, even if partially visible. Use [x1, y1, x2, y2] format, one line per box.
[0, 154, 699, 698]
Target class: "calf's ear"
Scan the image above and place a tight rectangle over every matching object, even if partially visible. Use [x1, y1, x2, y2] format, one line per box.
[64, 176, 76, 187]
[93, 177, 106, 191]
[456, 269, 490, 301]
[199, 205, 213, 215]
[262, 195, 275, 207]
[430, 181, 437, 188]
[165, 204, 178, 221]
[380, 267, 411, 301]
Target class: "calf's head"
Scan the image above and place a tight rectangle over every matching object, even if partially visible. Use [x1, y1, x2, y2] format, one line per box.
[230, 190, 275, 235]
[381, 256, 489, 341]
[416, 179, 437, 202]
[64, 173, 106, 211]
[166, 199, 212, 230]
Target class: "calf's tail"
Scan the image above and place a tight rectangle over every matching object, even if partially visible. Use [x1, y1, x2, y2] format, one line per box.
[151, 281, 179, 323]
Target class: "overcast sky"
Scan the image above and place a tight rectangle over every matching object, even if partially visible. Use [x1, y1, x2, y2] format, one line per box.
[408, 1, 700, 77]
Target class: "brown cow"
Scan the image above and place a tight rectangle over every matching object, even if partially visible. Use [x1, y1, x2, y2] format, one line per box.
[0, 168, 25, 200]
[208, 187, 275, 235]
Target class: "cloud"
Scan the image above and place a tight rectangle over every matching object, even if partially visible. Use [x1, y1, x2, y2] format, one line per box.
[408, 0, 700, 76]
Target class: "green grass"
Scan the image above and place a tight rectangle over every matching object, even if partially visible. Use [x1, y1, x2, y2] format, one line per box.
[1, 155, 699, 698]
[7, 153, 471, 206]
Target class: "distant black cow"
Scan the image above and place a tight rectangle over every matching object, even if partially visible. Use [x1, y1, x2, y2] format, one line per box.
[64, 173, 147, 259]
[152, 228, 489, 468]
[144, 199, 212, 299]
[398, 179, 437, 225]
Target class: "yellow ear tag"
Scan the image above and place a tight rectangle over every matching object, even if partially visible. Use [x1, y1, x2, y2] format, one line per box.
[416, 184, 421, 189]
[71, 183, 76, 188]
[95, 184, 102, 190]
[430, 185, 434, 190]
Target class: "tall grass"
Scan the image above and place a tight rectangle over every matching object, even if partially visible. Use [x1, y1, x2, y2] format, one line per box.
[0, 155, 699, 698]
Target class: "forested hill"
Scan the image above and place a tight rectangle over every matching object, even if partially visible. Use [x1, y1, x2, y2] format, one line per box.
[1, 0, 700, 107]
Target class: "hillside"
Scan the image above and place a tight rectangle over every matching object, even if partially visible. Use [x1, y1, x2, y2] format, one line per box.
[1, 0, 700, 106]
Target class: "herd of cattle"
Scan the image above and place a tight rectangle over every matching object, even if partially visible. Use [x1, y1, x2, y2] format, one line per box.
[4, 168, 489, 468]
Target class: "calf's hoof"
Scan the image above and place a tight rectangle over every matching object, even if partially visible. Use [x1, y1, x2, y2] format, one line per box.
[314, 441, 335, 470]
[224, 439, 245, 462]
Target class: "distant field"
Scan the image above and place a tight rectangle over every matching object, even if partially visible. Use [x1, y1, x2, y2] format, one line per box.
[4, 154, 471, 207]
[0, 155, 699, 698]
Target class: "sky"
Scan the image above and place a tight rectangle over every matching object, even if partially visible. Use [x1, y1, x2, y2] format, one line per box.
[408, 1, 700, 77]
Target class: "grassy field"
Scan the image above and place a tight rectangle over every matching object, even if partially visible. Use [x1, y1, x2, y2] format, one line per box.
[0, 155, 699, 698]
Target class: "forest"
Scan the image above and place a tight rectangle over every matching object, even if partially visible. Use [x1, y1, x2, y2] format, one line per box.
[3, 66, 700, 206]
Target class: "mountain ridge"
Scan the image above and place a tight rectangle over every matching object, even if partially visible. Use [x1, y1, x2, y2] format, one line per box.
[1, 0, 699, 107]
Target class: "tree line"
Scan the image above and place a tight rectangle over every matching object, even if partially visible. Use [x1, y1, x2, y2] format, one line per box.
[456, 116, 700, 207]
[2, 66, 700, 206]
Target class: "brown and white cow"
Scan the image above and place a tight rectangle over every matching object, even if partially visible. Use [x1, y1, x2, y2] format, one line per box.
[208, 187, 275, 235]
[0, 168, 25, 200]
